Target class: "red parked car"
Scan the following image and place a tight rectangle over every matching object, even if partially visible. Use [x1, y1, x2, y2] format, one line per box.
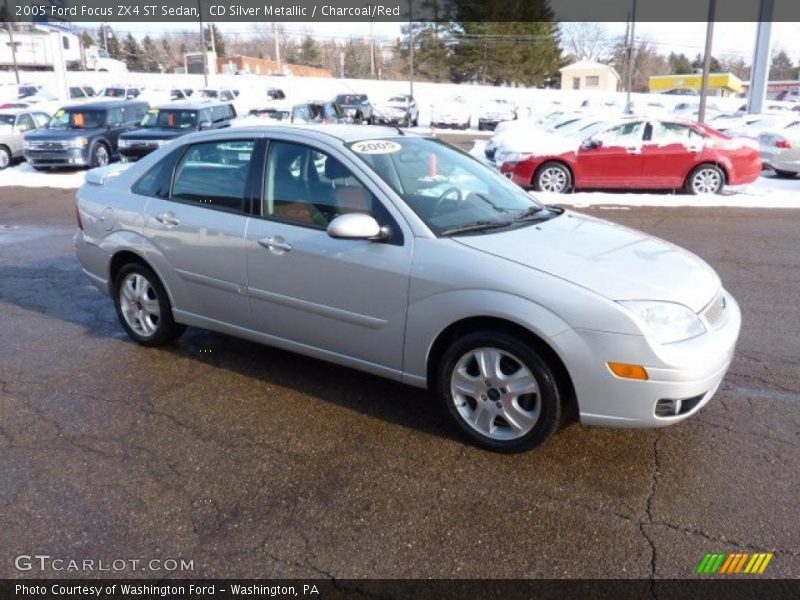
[499, 118, 762, 195]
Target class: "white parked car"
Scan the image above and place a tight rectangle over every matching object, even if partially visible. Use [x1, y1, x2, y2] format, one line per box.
[758, 121, 800, 178]
[430, 96, 472, 130]
[478, 99, 517, 131]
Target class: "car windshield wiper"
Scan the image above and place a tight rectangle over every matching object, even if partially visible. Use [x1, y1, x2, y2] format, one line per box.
[440, 220, 513, 236]
[513, 206, 550, 221]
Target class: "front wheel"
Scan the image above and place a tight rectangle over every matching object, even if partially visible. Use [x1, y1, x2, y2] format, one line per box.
[0, 145, 10, 170]
[686, 164, 724, 194]
[91, 143, 110, 168]
[114, 263, 185, 346]
[435, 332, 562, 453]
[534, 162, 572, 193]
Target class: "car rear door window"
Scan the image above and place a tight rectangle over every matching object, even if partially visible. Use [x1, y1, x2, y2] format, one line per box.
[171, 140, 255, 213]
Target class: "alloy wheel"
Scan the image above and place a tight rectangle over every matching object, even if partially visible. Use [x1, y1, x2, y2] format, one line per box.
[691, 167, 722, 194]
[94, 145, 109, 167]
[450, 347, 541, 441]
[538, 166, 569, 192]
[0, 147, 9, 170]
[119, 273, 161, 337]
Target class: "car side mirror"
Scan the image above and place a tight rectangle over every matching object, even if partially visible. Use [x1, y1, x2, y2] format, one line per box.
[327, 213, 388, 242]
[581, 138, 602, 150]
[198, 120, 212, 130]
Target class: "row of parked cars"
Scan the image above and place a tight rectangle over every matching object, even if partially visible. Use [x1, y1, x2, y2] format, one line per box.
[0, 99, 238, 170]
[471, 106, 799, 194]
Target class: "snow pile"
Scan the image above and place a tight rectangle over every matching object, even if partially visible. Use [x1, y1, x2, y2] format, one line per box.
[0, 162, 86, 189]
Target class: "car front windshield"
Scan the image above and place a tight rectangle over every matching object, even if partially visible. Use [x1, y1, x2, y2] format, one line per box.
[102, 88, 126, 97]
[49, 109, 105, 129]
[141, 109, 197, 129]
[349, 137, 547, 235]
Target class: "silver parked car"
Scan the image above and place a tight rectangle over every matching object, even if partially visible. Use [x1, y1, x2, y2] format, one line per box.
[0, 109, 51, 169]
[75, 125, 741, 452]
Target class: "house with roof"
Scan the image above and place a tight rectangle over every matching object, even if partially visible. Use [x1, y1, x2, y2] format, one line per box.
[560, 61, 621, 92]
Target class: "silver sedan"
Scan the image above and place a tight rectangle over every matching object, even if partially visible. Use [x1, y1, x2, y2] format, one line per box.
[75, 125, 741, 452]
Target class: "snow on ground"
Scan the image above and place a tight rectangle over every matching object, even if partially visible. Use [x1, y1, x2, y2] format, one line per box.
[0, 161, 86, 189]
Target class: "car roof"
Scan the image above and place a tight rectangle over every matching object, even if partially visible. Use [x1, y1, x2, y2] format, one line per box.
[154, 100, 231, 110]
[0, 108, 33, 115]
[227, 124, 418, 143]
[60, 100, 148, 111]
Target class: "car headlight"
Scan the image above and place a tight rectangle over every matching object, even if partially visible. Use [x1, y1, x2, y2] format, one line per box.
[118, 139, 130, 148]
[618, 301, 706, 344]
[66, 138, 89, 149]
[498, 152, 532, 163]
[24, 140, 32, 150]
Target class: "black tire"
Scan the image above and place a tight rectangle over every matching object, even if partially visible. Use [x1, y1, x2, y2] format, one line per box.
[91, 142, 110, 168]
[412, 117, 418, 127]
[533, 161, 572, 193]
[402, 115, 410, 128]
[435, 331, 562, 453]
[774, 169, 797, 179]
[0, 145, 10, 170]
[686, 163, 725, 195]
[113, 262, 186, 347]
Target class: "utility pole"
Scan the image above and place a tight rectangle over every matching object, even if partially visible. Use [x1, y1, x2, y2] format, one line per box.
[273, 23, 281, 72]
[369, 19, 375, 79]
[208, 23, 216, 56]
[698, 0, 716, 123]
[408, 0, 414, 98]
[6, 22, 20, 85]
[625, 0, 637, 105]
[198, 0, 208, 87]
[748, 0, 774, 114]
[102, 23, 108, 52]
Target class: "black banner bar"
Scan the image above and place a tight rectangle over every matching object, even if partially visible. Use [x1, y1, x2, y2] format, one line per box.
[3, 579, 800, 600]
[3, 0, 800, 22]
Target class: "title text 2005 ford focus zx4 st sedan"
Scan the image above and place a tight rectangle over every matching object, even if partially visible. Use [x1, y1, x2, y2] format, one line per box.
[75, 125, 741, 452]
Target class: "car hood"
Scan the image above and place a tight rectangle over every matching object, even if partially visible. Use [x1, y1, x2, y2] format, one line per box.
[25, 128, 102, 140]
[453, 211, 720, 312]
[120, 128, 188, 141]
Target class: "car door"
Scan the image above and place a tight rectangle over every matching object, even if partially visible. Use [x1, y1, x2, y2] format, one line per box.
[245, 138, 413, 372]
[143, 137, 256, 327]
[641, 121, 706, 188]
[576, 121, 647, 188]
[12, 113, 35, 156]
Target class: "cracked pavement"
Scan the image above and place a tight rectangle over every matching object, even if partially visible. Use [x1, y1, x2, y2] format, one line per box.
[0, 187, 798, 580]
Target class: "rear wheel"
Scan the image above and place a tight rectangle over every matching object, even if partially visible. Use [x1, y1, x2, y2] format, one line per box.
[0, 145, 10, 170]
[686, 163, 724, 194]
[774, 169, 797, 179]
[114, 263, 185, 346]
[435, 332, 562, 453]
[534, 162, 572, 193]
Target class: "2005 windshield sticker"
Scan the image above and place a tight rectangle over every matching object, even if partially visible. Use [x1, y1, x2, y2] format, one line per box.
[352, 140, 402, 155]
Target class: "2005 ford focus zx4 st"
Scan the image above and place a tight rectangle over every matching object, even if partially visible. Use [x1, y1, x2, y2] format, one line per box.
[74, 125, 741, 452]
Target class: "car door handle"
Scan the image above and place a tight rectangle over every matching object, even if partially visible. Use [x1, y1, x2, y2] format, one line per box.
[258, 237, 292, 252]
[625, 147, 641, 154]
[155, 212, 180, 227]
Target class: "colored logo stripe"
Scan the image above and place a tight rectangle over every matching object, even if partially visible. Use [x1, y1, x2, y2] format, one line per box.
[697, 552, 774, 574]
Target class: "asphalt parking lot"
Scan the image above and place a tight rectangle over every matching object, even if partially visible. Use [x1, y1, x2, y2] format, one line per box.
[0, 185, 798, 580]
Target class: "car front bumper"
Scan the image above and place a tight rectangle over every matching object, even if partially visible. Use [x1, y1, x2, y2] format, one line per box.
[24, 148, 90, 167]
[552, 289, 741, 428]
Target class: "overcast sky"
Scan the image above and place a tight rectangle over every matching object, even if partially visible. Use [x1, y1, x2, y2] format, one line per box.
[106, 21, 800, 63]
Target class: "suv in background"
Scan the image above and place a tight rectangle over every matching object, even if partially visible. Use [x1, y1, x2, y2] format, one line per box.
[99, 86, 142, 100]
[23, 100, 148, 169]
[334, 94, 374, 124]
[372, 94, 418, 127]
[0, 109, 51, 169]
[118, 101, 237, 161]
[291, 101, 349, 124]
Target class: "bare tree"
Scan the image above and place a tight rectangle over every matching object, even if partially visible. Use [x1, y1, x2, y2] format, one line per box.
[560, 22, 611, 62]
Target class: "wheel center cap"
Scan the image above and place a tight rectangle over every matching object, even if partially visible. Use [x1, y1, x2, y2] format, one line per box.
[487, 387, 502, 401]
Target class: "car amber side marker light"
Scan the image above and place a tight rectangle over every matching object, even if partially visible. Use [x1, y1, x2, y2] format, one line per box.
[608, 362, 649, 380]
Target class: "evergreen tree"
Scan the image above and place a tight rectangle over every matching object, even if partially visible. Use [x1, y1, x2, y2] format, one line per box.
[299, 36, 322, 68]
[123, 33, 145, 72]
[141, 35, 161, 72]
[770, 49, 798, 80]
[668, 52, 692, 74]
[103, 27, 124, 62]
[206, 24, 226, 57]
[691, 53, 721, 72]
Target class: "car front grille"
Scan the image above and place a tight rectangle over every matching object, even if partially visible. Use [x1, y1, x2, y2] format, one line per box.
[27, 141, 66, 151]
